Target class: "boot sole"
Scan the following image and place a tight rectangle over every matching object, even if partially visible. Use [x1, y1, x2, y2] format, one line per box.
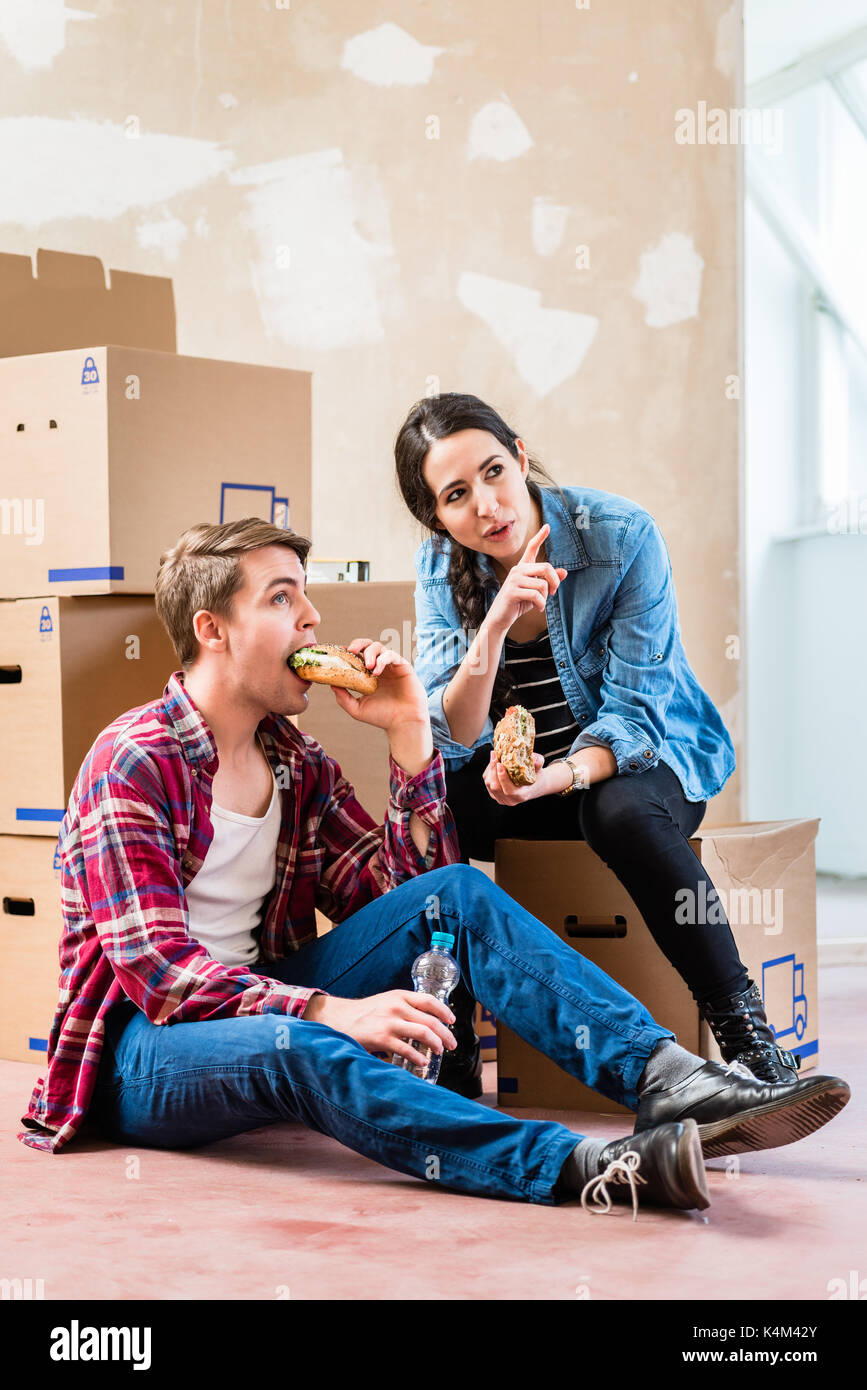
[677, 1119, 711, 1210]
[696, 1079, 850, 1158]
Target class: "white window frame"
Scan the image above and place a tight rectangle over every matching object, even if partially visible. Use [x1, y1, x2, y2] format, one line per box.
[747, 24, 867, 539]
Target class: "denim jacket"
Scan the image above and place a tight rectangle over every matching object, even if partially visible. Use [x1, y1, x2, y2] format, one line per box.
[412, 483, 736, 803]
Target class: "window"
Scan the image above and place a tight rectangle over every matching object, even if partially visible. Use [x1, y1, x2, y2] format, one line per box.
[747, 24, 867, 532]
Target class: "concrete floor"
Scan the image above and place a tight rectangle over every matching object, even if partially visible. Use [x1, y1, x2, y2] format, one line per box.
[2, 961, 863, 1301]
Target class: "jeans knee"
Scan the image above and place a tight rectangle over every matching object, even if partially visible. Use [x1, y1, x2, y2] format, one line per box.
[423, 861, 492, 909]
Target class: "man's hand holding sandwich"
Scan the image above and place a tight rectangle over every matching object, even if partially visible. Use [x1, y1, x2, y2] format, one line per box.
[291, 636, 435, 783]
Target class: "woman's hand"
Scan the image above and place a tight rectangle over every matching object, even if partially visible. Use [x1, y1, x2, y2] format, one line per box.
[483, 750, 570, 804]
[484, 523, 567, 636]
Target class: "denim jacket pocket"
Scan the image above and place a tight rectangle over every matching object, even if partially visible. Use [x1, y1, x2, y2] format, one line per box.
[576, 623, 612, 678]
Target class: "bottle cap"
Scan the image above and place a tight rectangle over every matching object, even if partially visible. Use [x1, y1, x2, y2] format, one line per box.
[430, 931, 455, 949]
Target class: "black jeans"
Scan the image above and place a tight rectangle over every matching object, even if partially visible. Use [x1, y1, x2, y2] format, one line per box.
[444, 745, 749, 1010]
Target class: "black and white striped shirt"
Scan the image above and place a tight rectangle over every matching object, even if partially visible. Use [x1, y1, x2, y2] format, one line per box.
[502, 628, 582, 762]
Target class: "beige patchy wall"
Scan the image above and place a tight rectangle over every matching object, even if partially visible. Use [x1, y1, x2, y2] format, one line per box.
[1, 0, 742, 819]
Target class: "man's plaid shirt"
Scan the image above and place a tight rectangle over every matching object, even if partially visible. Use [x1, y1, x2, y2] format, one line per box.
[18, 671, 461, 1153]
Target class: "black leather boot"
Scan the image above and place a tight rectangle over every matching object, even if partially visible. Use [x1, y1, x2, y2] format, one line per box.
[700, 978, 801, 1083]
[436, 977, 483, 1099]
[633, 1058, 850, 1158]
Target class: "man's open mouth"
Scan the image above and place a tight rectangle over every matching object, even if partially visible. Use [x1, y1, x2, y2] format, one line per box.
[287, 648, 317, 680]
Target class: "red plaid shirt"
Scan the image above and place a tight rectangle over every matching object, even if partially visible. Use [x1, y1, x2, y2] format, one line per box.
[18, 671, 460, 1154]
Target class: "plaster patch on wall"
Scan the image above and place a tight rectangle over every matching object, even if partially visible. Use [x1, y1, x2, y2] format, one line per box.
[714, 3, 739, 80]
[457, 271, 598, 397]
[531, 197, 569, 256]
[229, 148, 396, 351]
[631, 233, 704, 328]
[135, 211, 189, 261]
[467, 98, 533, 162]
[288, 4, 340, 73]
[717, 692, 741, 744]
[0, 117, 235, 226]
[341, 21, 444, 86]
[0, 0, 95, 71]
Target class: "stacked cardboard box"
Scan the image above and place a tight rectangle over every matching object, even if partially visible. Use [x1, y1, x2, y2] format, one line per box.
[298, 579, 417, 945]
[0, 248, 311, 1061]
[296, 580, 417, 824]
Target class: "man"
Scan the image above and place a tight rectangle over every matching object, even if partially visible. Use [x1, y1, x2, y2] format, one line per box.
[19, 519, 850, 1217]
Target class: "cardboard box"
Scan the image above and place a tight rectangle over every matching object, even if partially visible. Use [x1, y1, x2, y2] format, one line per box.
[693, 822, 819, 1069]
[315, 910, 335, 936]
[475, 1001, 497, 1059]
[0, 835, 63, 1062]
[0, 595, 178, 835]
[0, 247, 176, 359]
[0, 832, 336, 1065]
[295, 581, 417, 824]
[307, 560, 370, 583]
[0, 344, 311, 597]
[494, 821, 820, 1112]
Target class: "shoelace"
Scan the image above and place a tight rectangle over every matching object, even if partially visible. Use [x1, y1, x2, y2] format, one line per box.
[722, 1059, 759, 1082]
[580, 1150, 647, 1222]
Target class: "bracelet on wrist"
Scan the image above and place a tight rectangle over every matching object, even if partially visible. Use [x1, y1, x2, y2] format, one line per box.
[557, 757, 583, 796]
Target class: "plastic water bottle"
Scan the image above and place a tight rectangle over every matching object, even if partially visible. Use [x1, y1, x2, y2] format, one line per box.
[391, 931, 461, 1084]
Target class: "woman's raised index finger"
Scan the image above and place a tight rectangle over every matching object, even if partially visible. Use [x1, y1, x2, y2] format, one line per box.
[521, 523, 550, 562]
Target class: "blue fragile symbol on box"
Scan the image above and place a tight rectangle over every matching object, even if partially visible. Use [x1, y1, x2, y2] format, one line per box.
[80, 355, 99, 387]
[39, 605, 53, 634]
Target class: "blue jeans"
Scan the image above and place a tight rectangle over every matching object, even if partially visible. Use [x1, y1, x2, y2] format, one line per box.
[87, 865, 675, 1205]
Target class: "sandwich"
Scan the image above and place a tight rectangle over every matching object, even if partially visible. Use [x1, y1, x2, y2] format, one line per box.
[288, 644, 378, 696]
[493, 704, 536, 785]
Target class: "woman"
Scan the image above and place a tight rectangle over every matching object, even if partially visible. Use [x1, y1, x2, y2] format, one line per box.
[394, 392, 800, 1095]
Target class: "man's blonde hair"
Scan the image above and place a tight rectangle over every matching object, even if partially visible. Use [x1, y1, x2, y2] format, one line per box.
[155, 518, 313, 668]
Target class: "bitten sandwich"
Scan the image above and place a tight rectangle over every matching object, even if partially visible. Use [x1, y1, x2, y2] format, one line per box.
[493, 704, 536, 785]
[288, 644, 378, 695]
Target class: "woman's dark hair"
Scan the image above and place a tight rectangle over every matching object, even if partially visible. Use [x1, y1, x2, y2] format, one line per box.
[394, 392, 568, 721]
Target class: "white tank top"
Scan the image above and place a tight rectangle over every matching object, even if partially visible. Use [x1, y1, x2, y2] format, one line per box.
[185, 760, 281, 967]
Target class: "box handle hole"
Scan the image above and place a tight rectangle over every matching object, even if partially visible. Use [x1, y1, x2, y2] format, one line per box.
[564, 914, 627, 938]
[0, 666, 22, 684]
[3, 897, 35, 916]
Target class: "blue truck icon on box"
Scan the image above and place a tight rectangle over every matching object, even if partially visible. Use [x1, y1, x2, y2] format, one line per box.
[762, 953, 807, 1042]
